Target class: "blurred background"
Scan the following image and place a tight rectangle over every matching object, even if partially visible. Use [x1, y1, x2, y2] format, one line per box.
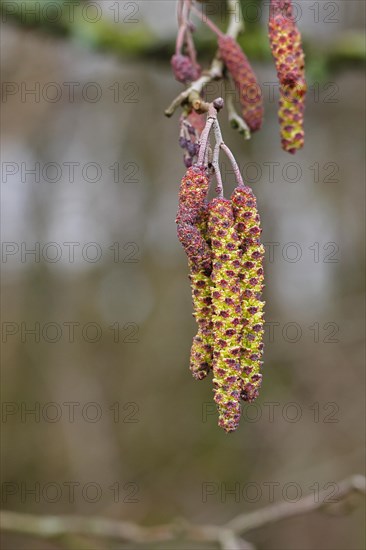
[1, 1, 365, 549]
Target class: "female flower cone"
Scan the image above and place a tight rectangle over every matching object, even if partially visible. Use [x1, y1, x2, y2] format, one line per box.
[231, 186, 265, 402]
[171, 54, 201, 83]
[176, 167, 213, 379]
[208, 198, 243, 432]
[218, 35, 263, 132]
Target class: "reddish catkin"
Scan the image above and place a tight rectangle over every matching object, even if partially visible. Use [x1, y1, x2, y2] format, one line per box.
[231, 186, 265, 403]
[268, 14, 305, 87]
[268, 0, 307, 153]
[208, 198, 243, 432]
[176, 166, 211, 272]
[171, 54, 201, 83]
[218, 35, 264, 132]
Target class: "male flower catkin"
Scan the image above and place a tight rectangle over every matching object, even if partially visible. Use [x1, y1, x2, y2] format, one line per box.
[208, 198, 243, 432]
[231, 187, 265, 402]
[218, 35, 264, 132]
[189, 204, 214, 380]
[268, 0, 307, 153]
[269, 1, 305, 87]
[176, 167, 213, 380]
[176, 166, 211, 272]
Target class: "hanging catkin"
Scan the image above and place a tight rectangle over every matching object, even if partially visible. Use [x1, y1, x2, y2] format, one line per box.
[189, 204, 214, 380]
[176, 166, 211, 272]
[218, 35, 264, 132]
[208, 198, 243, 432]
[231, 186, 265, 402]
[176, 167, 213, 380]
[268, 0, 307, 153]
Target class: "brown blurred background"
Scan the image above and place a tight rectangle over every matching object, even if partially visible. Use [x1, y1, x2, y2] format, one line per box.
[1, 1, 365, 549]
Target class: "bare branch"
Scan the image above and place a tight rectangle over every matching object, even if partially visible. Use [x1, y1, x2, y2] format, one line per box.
[1, 476, 364, 549]
[225, 474, 366, 535]
[227, 93, 251, 140]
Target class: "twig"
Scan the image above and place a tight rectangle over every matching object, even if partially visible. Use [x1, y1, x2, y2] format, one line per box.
[197, 103, 217, 165]
[225, 474, 366, 535]
[227, 92, 251, 140]
[165, 0, 244, 117]
[1, 476, 364, 549]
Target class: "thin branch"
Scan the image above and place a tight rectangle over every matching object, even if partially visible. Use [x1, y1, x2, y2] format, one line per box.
[0, 512, 223, 546]
[227, 92, 251, 140]
[226, 0, 245, 37]
[197, 103, 217, 165]
[218, 529, 254, 550]
[225, 474, 366, 535]
[1, 476, 364, 549]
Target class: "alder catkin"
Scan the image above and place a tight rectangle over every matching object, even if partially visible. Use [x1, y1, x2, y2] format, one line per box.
[218, 35, 264, 132]
[268, 0, 307, 153]
[189, 204, 214, 380]
[176, 168, 213, 379]
[278, 87, 306, 154]
[208, 198, 243, 432]
[176, 166, 211, 272]
[231, 186, 265, 403]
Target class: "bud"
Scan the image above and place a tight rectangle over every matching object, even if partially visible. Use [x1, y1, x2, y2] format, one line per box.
[171, 54, 202, 83]
[231, 186, 265, 403]
[218, 35, 263, 132]
[208, 198, 243, 432]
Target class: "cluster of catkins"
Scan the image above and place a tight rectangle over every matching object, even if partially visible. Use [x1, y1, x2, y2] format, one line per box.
[176, 163, 265, 433]
[171, 0, 306, 154]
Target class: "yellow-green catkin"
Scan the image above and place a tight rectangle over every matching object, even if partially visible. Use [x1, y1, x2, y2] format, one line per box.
[231, 186, 265, 403]
[189, 204, 214, 380]
[268, 0, 306, 153]
[208, 198, 243, 432]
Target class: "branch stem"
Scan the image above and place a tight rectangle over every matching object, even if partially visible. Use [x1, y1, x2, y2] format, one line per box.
[0, 476, 364, 549]
[225, 474, 366, 535]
